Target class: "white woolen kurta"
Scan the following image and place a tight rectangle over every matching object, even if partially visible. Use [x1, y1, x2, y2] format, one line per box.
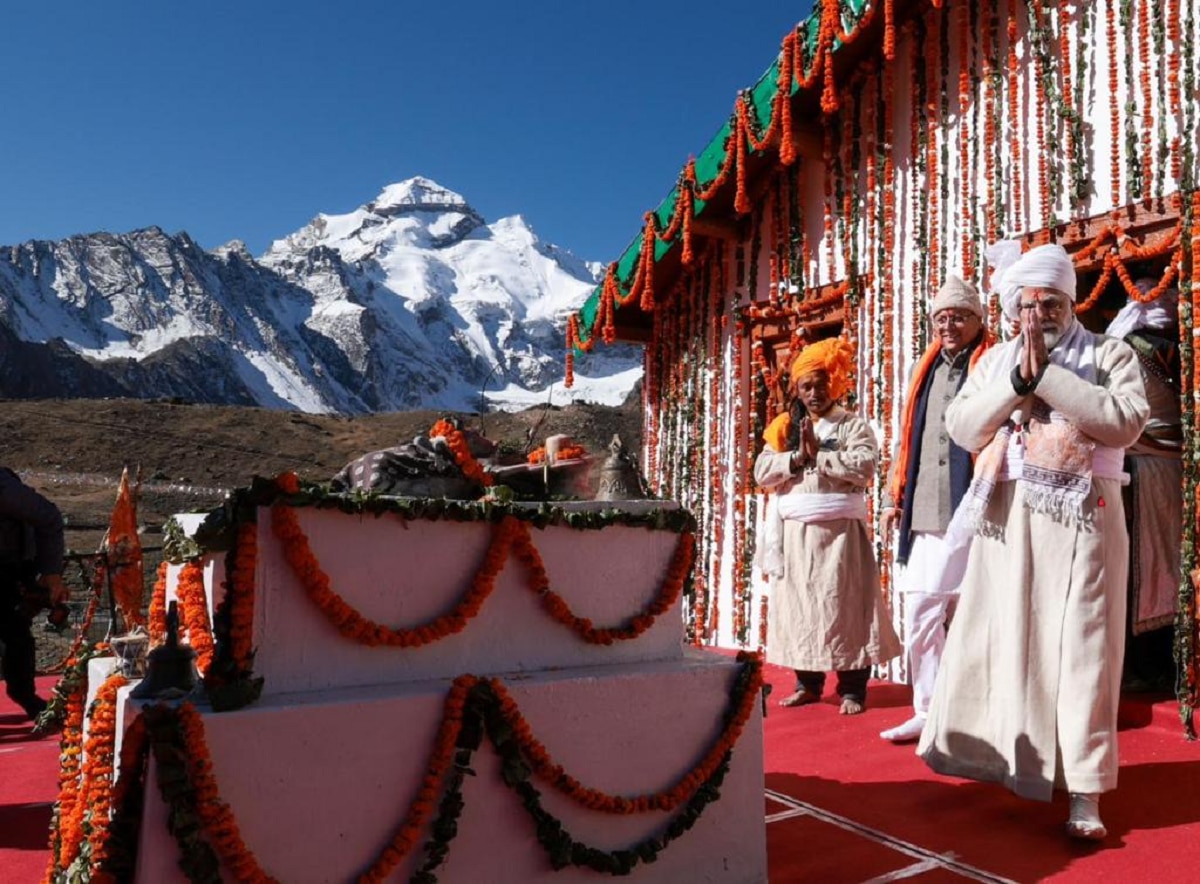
[917, 334, 1149, 800]
[755, 408, 901, 672]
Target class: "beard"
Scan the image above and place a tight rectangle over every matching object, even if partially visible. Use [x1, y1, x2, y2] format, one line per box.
[1041, 328, 1062, 349]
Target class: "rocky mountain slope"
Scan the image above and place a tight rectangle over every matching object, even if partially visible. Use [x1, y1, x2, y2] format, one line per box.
[0, 178, 639, 413]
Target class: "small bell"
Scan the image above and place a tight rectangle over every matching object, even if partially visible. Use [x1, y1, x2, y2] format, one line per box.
[594, 434, 645, 501]
[131, 601, 200, 699]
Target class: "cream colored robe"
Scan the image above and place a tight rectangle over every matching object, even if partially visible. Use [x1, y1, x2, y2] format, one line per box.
[918, 334, 1149, 800]
[755, 407, 901, 672]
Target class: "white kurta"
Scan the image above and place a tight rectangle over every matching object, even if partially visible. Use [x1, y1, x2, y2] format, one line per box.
[755, 407, 901, 672]
[918, 333, 1149, 800]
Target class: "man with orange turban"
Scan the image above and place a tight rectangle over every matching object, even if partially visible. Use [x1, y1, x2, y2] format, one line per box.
[755, 336, 900, 715]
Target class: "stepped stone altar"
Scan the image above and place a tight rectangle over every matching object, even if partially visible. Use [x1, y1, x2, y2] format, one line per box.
[85, 480, 766, 882]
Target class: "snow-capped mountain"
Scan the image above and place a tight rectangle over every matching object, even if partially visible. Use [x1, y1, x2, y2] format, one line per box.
[0, 177, 641, 413]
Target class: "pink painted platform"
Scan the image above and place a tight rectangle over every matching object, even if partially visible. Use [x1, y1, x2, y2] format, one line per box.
[123, 501, 767, 882]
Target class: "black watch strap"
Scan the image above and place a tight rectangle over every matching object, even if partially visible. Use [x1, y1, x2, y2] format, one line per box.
[1010, 363, 1046, 396]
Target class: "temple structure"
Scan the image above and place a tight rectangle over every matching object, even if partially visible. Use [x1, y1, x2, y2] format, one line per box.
[568, 0, 1200, 728]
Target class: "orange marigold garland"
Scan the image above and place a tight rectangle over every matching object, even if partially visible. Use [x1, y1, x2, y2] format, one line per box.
[510, 521, 695, 645]
[148, 560, 168, 646]
[176, 561, 215, 675]
[429, 419, 494, 487]
[359, 675, 475, 882]
[91, 712, 149, 883]
[271, 505, 509, 647]
[44, 671, 87, 877]
[176, 703, 279, 884]
[271, 506, 693, 648]
[527, 443, 587, 464]
[228, 521, 259, 669]
[81, 673, 129, 862]
[485, 651, 762, 814]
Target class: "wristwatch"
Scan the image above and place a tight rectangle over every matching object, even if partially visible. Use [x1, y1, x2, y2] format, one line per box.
[1010, 363, 1046, 396]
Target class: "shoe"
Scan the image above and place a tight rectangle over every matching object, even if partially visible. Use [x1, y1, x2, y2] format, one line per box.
[839, 698, 864, 715]
[880, 715, 926, 742]
[19, 696, 47, 723]
[778, 689, 820, 708]
[1066, 793, 1106, 841]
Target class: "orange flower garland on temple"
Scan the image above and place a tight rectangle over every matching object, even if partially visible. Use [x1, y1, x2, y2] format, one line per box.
[485, 651, 762, 814]
[106, 653, 761, 882]
[1168, 0, 1182, 181]
[1137, 0, 1153, 202]
[1007, 3, 1023, 228]
[359, 676, 475, 882]
[81, 673, 129, 862]
[176, 561, 215, 674]
[44, 674, 86, 876]
[91, 711, 147, 877]
[148, 560, 168, 646]
[1107, 0, 1121, 205]
[270, 506, 694, 648]
[175, 703, 279, 884]
[429, 419, 494, 487]
[228, 521, 259, 669]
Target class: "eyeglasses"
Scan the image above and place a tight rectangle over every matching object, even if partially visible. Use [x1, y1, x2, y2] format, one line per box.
[933, 312, 973, 328]
[1018, 297, 1068, 315]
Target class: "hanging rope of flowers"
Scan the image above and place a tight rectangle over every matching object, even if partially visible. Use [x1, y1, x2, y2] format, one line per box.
[270, 506, 694, 649]
[429, 419, 493, 488]
[75, 656, 762, 882]
[176, 561, 215, 675]
[147, 560, 168, 647]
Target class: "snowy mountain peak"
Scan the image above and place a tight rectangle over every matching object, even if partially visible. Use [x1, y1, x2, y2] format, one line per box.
[0, 179, 641, 414]
[369, 177, 474, 215]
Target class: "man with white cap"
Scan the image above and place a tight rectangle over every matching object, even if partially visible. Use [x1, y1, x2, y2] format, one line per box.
[917, 243, 1149, 841]
[879, 274, 993, 743]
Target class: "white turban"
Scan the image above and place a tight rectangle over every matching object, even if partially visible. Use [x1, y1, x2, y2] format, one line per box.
[997, 243, 1077, 320]
[1105, 279, 1180, 340]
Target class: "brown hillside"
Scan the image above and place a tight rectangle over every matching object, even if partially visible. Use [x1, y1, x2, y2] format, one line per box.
[1, 396, 644, 557]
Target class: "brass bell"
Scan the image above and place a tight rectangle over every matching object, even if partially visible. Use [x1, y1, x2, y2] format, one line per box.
[131, 601, 200, 699]
[594, 434, 645, 501]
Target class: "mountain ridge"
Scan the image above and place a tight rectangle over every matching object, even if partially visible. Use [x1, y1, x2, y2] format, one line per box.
[0, 177, 637, 414]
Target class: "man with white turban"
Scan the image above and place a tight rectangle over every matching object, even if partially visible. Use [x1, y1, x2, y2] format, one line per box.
[917, 244, 1149, 841]
[1110, 280, 1182, 690]
[755, 336, 901, 715]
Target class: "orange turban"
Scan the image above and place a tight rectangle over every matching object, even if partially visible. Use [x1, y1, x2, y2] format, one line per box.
[788, 337, 854, 401]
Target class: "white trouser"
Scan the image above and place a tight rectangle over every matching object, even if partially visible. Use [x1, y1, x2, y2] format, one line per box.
[898, 531, 961, 716]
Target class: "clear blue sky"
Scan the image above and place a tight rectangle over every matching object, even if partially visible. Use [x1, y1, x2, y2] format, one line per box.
[0, 2, 813, 265]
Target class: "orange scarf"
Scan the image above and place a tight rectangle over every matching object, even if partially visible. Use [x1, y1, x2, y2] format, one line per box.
[888, 332, 994, 506]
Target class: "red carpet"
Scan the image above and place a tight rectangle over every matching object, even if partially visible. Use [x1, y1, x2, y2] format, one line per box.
[762, 661, 1200, 882]
[0, 675, 60, 884]
[4, 668, 1199, 882]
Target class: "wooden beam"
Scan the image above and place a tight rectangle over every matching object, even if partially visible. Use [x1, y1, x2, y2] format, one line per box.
[1025, 195, 1185, 271]
[690, 215, 742, 242]
[789, 126, 823, 160]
